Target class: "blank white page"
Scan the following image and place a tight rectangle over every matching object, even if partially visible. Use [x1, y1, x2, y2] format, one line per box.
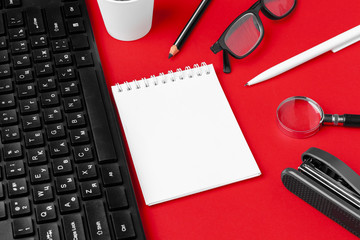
[112, 64, 261, 206]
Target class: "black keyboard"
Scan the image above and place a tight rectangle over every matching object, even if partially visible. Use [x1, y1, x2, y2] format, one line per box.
[0, 0, 145, 239]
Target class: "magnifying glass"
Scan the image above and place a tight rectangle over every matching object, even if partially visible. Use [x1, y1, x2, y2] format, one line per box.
[276, 96, 360, 138]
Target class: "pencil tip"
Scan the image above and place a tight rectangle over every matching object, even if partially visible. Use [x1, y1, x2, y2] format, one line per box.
[244, 83, 249, 86]
[169, 45, 179, 59]
[168, 53, 173, 59]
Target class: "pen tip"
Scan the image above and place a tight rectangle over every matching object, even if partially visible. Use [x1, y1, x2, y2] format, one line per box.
[168, 53, 173, 59]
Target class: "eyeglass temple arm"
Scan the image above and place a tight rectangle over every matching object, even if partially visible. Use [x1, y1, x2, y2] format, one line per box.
[210, 41, 231, 73]
[210, 41, 222, 54]
[223, 51, 231, 73]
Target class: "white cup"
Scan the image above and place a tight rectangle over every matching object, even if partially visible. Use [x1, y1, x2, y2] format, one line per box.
[97, 0, 154, 41]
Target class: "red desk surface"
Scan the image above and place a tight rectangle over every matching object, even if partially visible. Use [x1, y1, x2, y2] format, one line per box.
[85, 0, 360, 239]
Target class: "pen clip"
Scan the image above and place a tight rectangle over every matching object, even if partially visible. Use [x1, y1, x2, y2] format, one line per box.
[332, 35, 360, 53]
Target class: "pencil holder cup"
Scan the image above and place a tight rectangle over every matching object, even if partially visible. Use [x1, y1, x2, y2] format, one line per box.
[97, 0, 154, 41]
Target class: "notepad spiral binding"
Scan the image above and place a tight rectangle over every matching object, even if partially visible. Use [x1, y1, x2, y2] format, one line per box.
[116, 62, 211, 92]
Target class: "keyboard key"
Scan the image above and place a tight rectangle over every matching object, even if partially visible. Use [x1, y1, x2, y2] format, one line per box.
[0, 184, 5, 200]
[45, 7, 66, 39]
[39, 223, 61, 240]
[0, 78, 13, 94]
[32, 183, 54, 203]
[7, 10, 24, 28]
[70, 128, 89, 145]
[9, 27, 26, 40]
[30, 35, 47, 48]
[49, 139, 69, 157]
[67, 112, 86, 128]
[0, 201, 7, 220]
[63, 96, 82, 112]
[19, 98, 38, 114]
[62, 214, 85, 240]
[106, 187, 128, 210]
[43, 107, 62, 123]
[74, 145, 93, 162]
[27, 147, 47, 166]
[15, 68, 33, 82]
[35, 203, 56, 223]
[17, 83, 36, 99]
[85, 200, 111, 240]
[55, 175, 76, 194]
[26, 7, 45, 35]
[77, 162, 97, 181]
[111, 212, 136, 240]
[58, 66, 76, 81]
[75, 51, 93, 67]
[5, 160, 25, 179]
[51, 39, 69, 52]
[33, 48, 50, 62]
[25, 130, 44, 148]
[64, 3, 81, 18]
[54, 52, 72, 66]
[38, 76, 57, 92]
[0, 64, 11, 78]
[4, 0, 22, 9]
[41, 91, 60, 107]
[67, 18, 85, 33]
[3, 142, 23, 160]
[30, 165, 50, 184]
[10, 197, 31, 217]
[46, 123, 66, 140]
[0, 37, 7, 49]
[35, 62, 53, 76]
[79, 69, 117, 163]
[0, 50, 9, 63]
[0, 109, 18, 126]
[0, 93, 15, 109]
[8, 178, 28, 197]
[11, 40, 27, 54]
[52, 157, 72, 176]
[70, 34, 89, 50]
[1, 125, 20, 143]
[80, 180, 101, 200]
[0, 15, 5, 36]
[22, 114, 41, 131]
[59, 194, 79, 214]
[13, 54, 31, 68]
[12, 217, 34, 238]
[101, 164, 122, 186]
[60, 81, 79, 96]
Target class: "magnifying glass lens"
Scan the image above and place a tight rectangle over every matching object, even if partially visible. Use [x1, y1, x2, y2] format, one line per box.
[277, 97, 323, 138]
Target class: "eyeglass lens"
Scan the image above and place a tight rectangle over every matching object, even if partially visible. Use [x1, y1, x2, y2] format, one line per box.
[224, 0, 295, 57]
[225, 13, 262, 57]
[263, 0, 295, 17]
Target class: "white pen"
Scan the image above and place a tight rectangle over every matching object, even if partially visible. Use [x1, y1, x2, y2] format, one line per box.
[245, 25, 360, 86]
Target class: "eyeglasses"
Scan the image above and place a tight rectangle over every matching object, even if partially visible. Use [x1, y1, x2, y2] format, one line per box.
[211, 0, 297, 73]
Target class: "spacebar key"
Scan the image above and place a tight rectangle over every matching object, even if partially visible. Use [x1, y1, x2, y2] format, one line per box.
[79, 69, 117, 163]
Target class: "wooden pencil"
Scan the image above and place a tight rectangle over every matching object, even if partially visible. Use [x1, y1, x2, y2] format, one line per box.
[168, 0, 211, 59]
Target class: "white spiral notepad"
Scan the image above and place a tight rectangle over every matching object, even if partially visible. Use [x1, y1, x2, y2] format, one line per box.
[112, 63, 261, 206]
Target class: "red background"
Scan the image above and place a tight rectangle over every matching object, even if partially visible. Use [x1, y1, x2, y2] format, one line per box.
[85, 0, 360, 239]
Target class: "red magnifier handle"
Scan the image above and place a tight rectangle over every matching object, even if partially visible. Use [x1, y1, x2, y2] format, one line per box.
[323, 114, 360, 127]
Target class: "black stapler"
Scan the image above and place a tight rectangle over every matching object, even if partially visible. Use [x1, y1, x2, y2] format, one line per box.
[281, 147, 360, 237]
